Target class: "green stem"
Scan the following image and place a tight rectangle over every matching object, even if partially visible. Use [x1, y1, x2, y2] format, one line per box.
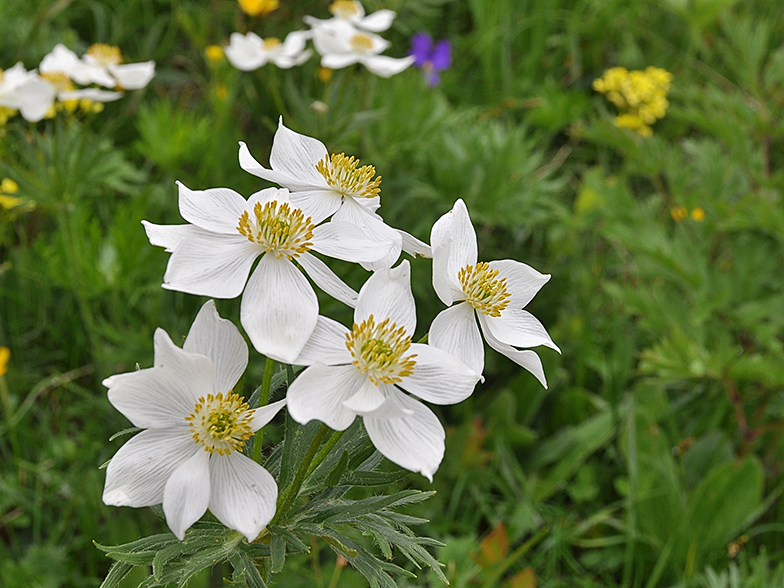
[305, 429, 346, 478]
[251, 357, 276, 464]
[270, 424, 330, 526]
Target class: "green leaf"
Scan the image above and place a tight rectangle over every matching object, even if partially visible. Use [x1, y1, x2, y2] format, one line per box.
[324, 449, 350, 487]
[229, 551, 267, 588]
[99, 561, 134, 588]
[270, 531, 286, 574]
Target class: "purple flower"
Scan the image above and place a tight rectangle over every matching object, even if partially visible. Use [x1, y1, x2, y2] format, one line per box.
[410, 32, 451, 87]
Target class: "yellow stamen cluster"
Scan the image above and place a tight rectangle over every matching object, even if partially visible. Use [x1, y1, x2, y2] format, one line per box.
[315, 153, 381, 199]
[86, 44, 123, 66]
[185, 392, 254, 456]
[330, 0, 360, 18]
[262, 38, 282, 51]
[459, 262, 511, 317]
[345, 315, 417, 386]
[237, 201, 314, 259]
[350, 34, 374, 53]
[237, 0, 279, 17]
[40, 71, 74, 92]
[593, 66, 672, 137]
[0, 178, 25, 211]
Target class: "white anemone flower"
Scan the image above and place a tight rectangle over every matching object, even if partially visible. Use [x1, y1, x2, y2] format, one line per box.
[429, 199, 560, 387]
[0, 63, 55, 122]
[225, 31, 312, 71]
[287, 260, 481, 481]
[40, 43, 155, 90]
[142, 184, 394, 363]
[307, 19, 413, 78]
[238, 118, 430, 270]
[102, 300, 287, 541]
[305, 0, 396, 33]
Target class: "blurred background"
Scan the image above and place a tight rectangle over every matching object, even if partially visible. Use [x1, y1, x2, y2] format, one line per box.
[2, 0, 784, 586]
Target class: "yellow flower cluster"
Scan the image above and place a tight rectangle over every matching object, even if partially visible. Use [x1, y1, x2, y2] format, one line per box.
[593, 66, 672, 137]
[670, 205, 705, 223]
[0, 178, 22, 210]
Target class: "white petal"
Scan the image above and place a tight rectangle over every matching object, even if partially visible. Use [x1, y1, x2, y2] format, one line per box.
[289, 190, 342, 223]
[481, 325, 549, 388]
[183, 300, 248, 394]
[355, 261, 416, 336]
[445, 199, 478, 281]
[269, 118, 331, 187]
[342, 378, 385, 414]
[58, 88, 123, 102]
[311, 221, 394, 263]
[240, 255, 318, 363]
[109, 61, 155, 90]
[364, 390, 445, 481]
[103, 427, 196, 508]
[429, 303, 485, 375]
[142, 221, 196, 252]
[332, 197, 402, 270]
[15, 79, 56, 122]
[287, 364, 364, 430]
[290, 315, 352, 366]
[163, 450, 211, 540]
[248, 398, 287, 431]
[361, 54, 414, 77]
[321, 53, 360, 69]
[297, 252, 358, 307]
[480, 309, 560, 352]
[399, 229, 432, 258]
[209, 452, 278, 542]
[163, 229, 259, 298]
[400, 343, 481, 404]
[177, 181, 248, 235]
[105, 329, 213, 428]
[272, 49, 313, 68]
[225, 33, 266, 71]
[358, 10, 395, 32]
[489, 260, 550, 308]
[281, 30, 312, 55]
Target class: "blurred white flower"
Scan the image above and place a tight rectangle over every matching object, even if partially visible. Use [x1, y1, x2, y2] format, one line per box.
[102, 300, 286, 541]
[225, 31, 312, 70]
[0, 63, 55, 122]
[429, 199, 560, 387]
[143, 184, 393, 363]
[306, 0, 396, 33]
[238, 118, 430, 269]
[40, 43, 155, 90]
[307, 19, 413, 78]
[287, 261, 481, 481]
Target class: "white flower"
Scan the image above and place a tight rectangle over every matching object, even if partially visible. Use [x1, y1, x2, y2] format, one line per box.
[238, 118, 430, 270]
[286, 260, 481, 480]
[305, 0, 396, 33]
[102, 300, 286, 541]
[143, 184, 394, 363]
[307, 19, 413, 78]
[225, 31, 312, 71]
[429, 199, 560, 387]
[0, 63, 55, 122]
[40, 43, 155, 90]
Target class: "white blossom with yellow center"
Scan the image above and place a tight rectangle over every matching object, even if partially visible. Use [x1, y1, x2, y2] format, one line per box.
[102, 300, 286, 541]
[224, 30, 312, 71]
[143, 184, 394, 363]
[287, 261, 481, 481]
[306, 0, 396, 33]
[0, 62, 56, 123]
[429, 199, 560, 387]
[239, 118, 430, 271]
[40, 43, 155, 91]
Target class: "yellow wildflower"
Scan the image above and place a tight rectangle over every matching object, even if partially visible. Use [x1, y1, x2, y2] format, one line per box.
[205, 45, 224, 63]
[670, 205, 688, 222]
[1, 178, 19, 194]
[690, 207, 705, 222]
[237, 0, 279, 17]
[318, 66, 333, 83]
[0, 347, 9, 376]
[593, 66, 672, 136]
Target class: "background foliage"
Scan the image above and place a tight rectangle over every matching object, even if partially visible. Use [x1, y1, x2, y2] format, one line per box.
[2, 0, 784, 586]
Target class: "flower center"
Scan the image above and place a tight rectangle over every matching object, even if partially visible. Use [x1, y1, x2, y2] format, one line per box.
[345, 315, 417, 385]
[40, 72, 74, 92]
[315, 153, 381, 199]
[86, 43, 123, 66]
[458, 262, 511, 317]
[262, 37, 281, 51]
[350, 34, 374, 54]
[185, 392, 253, 456]
[237, 201, 314, 259]
[330, 0, 360, 18]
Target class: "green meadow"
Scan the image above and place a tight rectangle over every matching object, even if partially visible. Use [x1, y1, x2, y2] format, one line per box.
[2, 0, 784, 586]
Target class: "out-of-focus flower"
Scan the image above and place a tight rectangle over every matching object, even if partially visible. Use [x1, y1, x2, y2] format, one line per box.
[0, 347, 8, 376]
[670, 205, 688, 222]
[40, 43, 155, 91]
[593, 66, 672, 136]
[102, 301, 286, 541]
[307, 20, 413, 78]
[0, 63, 55, 123]
[238, 0, 279, 17]
[0, 178, 22, 210]
[410, 32, 451, 87]
[318, 66, 333, 83]
[38, 71, 122, 117]
[224, 31, 311, 71]
[690, 207, 705, 222]
[306, 1, 395, 33]
[238, 118, 431, 270]
[287, 261, 481, 481]
[205, 45, 224, 63]
[429, 199, 559, 387]
[143, 184, 394, 363]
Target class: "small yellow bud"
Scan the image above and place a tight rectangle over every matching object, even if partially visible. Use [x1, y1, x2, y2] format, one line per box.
[237, 0, 279, 17]
[1, 178, 19, 194]
[216, 84, 229, 101]
[205, 45, 224, 63]
[670, 205, 688, 222]
[690, 207, 705, 222]
[0, 346, 9, 376]
[318, 66, 333, 83]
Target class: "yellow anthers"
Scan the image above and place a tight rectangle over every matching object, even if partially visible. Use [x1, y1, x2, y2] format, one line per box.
[185, 392, 254, 455]
[459, 262, 511, 317]
[350, 34, 374, 53]
[237, 201, 314, 259]
[262, 38, 282, 50]
[86, 43, 123, 66]
[593, 66, 672, 136]
[40, 71, 74, 92]
[345, 315, 417, 386]
[316, 152, 381, 199]
[237, 0, 279, 17]
[330, 0, 361, 18]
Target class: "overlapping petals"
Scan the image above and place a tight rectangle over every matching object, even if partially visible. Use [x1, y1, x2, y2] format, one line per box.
[143, 183, 394, 362]
[225, 31, 312, 71]
[429, 199, 559, 387]
[102, 300, 285, 541]
[287, 261, 481, 480]
[305, 1, 396, 33]
[40, 43, 155, 90]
